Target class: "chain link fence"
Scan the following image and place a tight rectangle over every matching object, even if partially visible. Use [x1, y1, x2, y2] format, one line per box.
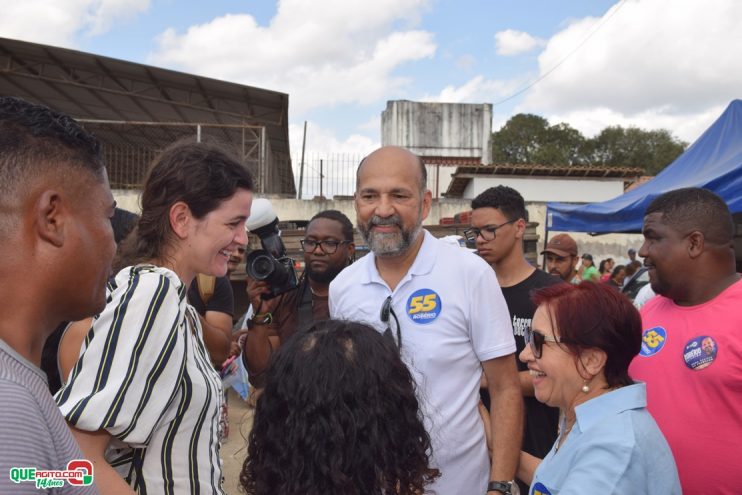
[292, 153, 454, 199]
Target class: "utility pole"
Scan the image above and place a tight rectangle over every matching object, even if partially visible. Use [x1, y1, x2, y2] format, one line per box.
[319, 159, 324, 198]
[298, 121, 307, 199]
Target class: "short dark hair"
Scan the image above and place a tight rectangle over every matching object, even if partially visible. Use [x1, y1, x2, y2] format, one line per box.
[240, 319, 439, 495]
[0, 96, 105, 197]
[645, 187, 733, 244]
[117, 139, 253, 267]
[611, 264, 626, 278]
[532, 282, 641, 388]
[309, 209, 354, 241]
[471, 186, 528, 222]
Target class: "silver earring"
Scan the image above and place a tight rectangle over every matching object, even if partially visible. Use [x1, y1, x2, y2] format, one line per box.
[581, 381, 590, 393]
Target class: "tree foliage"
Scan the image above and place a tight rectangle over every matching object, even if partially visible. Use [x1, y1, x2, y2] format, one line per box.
[490, 114, 687, 174]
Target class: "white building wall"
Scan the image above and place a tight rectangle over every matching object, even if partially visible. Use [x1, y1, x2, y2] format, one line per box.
[462, 176, 625, 203]
[382, 100, 492, 163]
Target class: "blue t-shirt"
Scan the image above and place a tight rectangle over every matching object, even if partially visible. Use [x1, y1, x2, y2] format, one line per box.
[529, 383, 680, 495]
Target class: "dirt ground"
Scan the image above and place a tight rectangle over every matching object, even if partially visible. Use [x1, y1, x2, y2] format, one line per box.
[221, 388, 254, 495]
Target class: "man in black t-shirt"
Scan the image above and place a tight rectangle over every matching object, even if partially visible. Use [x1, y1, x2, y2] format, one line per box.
[467, 186, 561, 493]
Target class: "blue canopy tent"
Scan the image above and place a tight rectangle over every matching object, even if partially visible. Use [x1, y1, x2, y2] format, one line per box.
[546, 99, 742, 234]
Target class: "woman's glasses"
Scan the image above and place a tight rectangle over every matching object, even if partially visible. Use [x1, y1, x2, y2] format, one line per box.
[524, 327, 571, 358]
[380, 296, 402, 350]
[299, 239, 351, 254]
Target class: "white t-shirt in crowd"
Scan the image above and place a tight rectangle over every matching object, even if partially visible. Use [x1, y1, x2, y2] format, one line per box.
[330, 230, 516, 495]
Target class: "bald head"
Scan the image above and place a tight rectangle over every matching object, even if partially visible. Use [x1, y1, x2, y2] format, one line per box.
[357, 146, 427, 193]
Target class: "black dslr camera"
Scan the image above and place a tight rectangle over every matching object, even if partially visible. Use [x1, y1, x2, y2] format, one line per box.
[244, 199, 298, 300]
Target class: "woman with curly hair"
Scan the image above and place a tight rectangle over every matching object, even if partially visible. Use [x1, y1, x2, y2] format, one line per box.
[240, 319, 439, 495]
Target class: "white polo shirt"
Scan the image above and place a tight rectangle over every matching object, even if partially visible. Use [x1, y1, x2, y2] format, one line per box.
[330, 230, 515, 495]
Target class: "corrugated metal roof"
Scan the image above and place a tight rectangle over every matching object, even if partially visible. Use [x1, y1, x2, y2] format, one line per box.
[0, 36, 294, 194]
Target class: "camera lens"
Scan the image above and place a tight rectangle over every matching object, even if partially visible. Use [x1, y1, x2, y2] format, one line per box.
[251, 255, 274, 279]
[246, 250, 291, 287]
[247, 253, 275, 280]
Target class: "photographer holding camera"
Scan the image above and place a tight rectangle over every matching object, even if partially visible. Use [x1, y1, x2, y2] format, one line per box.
[241, 207, 355, 388]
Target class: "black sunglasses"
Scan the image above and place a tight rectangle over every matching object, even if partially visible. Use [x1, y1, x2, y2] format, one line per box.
[463, 219, 517, 243]
[380, 296, 402, 350]
[524, 327, 571, 359]
[299, 239, 351, 254]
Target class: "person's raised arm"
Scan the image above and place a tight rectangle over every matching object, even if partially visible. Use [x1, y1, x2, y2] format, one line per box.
[242, 278, 281, 383]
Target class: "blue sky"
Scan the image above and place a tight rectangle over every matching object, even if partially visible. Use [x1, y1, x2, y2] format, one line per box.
[2, 0, 741, 159]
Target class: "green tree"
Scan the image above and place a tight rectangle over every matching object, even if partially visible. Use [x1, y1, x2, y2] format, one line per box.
[491, 114, 586, 166]
[491, 114, 550, 164]
[536, 122, 587, 166]
[490, 114, 687, 174]
[587, 126, 686, 174]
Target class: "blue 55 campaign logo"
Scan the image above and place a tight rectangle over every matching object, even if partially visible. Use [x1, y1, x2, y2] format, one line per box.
[639, 326, 667, 356]
[406, 289, 441, 324]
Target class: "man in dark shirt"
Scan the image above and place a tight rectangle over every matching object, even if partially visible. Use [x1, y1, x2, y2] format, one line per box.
[467, 186, 561, 494]
[242, 210, 355, 387]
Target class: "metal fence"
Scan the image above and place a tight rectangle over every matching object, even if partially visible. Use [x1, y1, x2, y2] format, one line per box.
[292, 152, 453, 199]
[293, 153, 361, 199]
[82, 120, 294, 195]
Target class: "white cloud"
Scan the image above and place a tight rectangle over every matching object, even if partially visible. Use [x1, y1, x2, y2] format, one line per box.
[543, 105, 726, 144]
[148, 0, 435, 114]
[520, 0, 742, 142]
[0, 0, 149, 47]
[88, 0, 149, 35]
[422, 73, 531, 104]
[495, 29, 545, 56]
[289, 121, 378, 158]
[289, 121, 378, 198]
[357, 115, 381, 132]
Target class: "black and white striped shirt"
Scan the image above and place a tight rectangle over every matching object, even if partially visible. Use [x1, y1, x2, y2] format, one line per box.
[56, 265, 224, 495]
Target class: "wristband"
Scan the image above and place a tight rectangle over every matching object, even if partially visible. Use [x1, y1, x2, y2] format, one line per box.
[251, 311, 273, 325]
[487, 480, 516, 494]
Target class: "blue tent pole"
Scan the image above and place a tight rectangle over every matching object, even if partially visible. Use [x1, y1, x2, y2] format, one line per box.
[541, 229, 550, 271]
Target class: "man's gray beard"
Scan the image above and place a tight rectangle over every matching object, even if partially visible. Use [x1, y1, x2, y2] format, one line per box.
[361, 222, 423, 258]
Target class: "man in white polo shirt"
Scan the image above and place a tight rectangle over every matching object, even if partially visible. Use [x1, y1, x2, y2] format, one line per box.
[330, 146, 523, 495]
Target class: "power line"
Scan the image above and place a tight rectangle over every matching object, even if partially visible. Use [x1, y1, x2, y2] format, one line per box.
[492, 0, 629, 107]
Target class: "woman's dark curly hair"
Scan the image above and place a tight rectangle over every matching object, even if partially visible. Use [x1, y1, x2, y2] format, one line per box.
[240, 319, 439, 495]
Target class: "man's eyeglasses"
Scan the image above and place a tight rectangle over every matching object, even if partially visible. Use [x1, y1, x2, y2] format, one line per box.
[380, 296, 402, 350]
[524, 327, 572, 359]
[299, 239, 351, 254]
[463, 219, 517, 243]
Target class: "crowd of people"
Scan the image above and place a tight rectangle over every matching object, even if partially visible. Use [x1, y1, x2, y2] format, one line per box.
[1, 96, 740, 494]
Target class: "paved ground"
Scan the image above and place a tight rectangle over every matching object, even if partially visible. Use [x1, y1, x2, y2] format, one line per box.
[221, 388, 254, 495]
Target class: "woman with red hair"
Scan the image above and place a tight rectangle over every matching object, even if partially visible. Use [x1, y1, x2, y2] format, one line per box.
[517, 282, 679, 494]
